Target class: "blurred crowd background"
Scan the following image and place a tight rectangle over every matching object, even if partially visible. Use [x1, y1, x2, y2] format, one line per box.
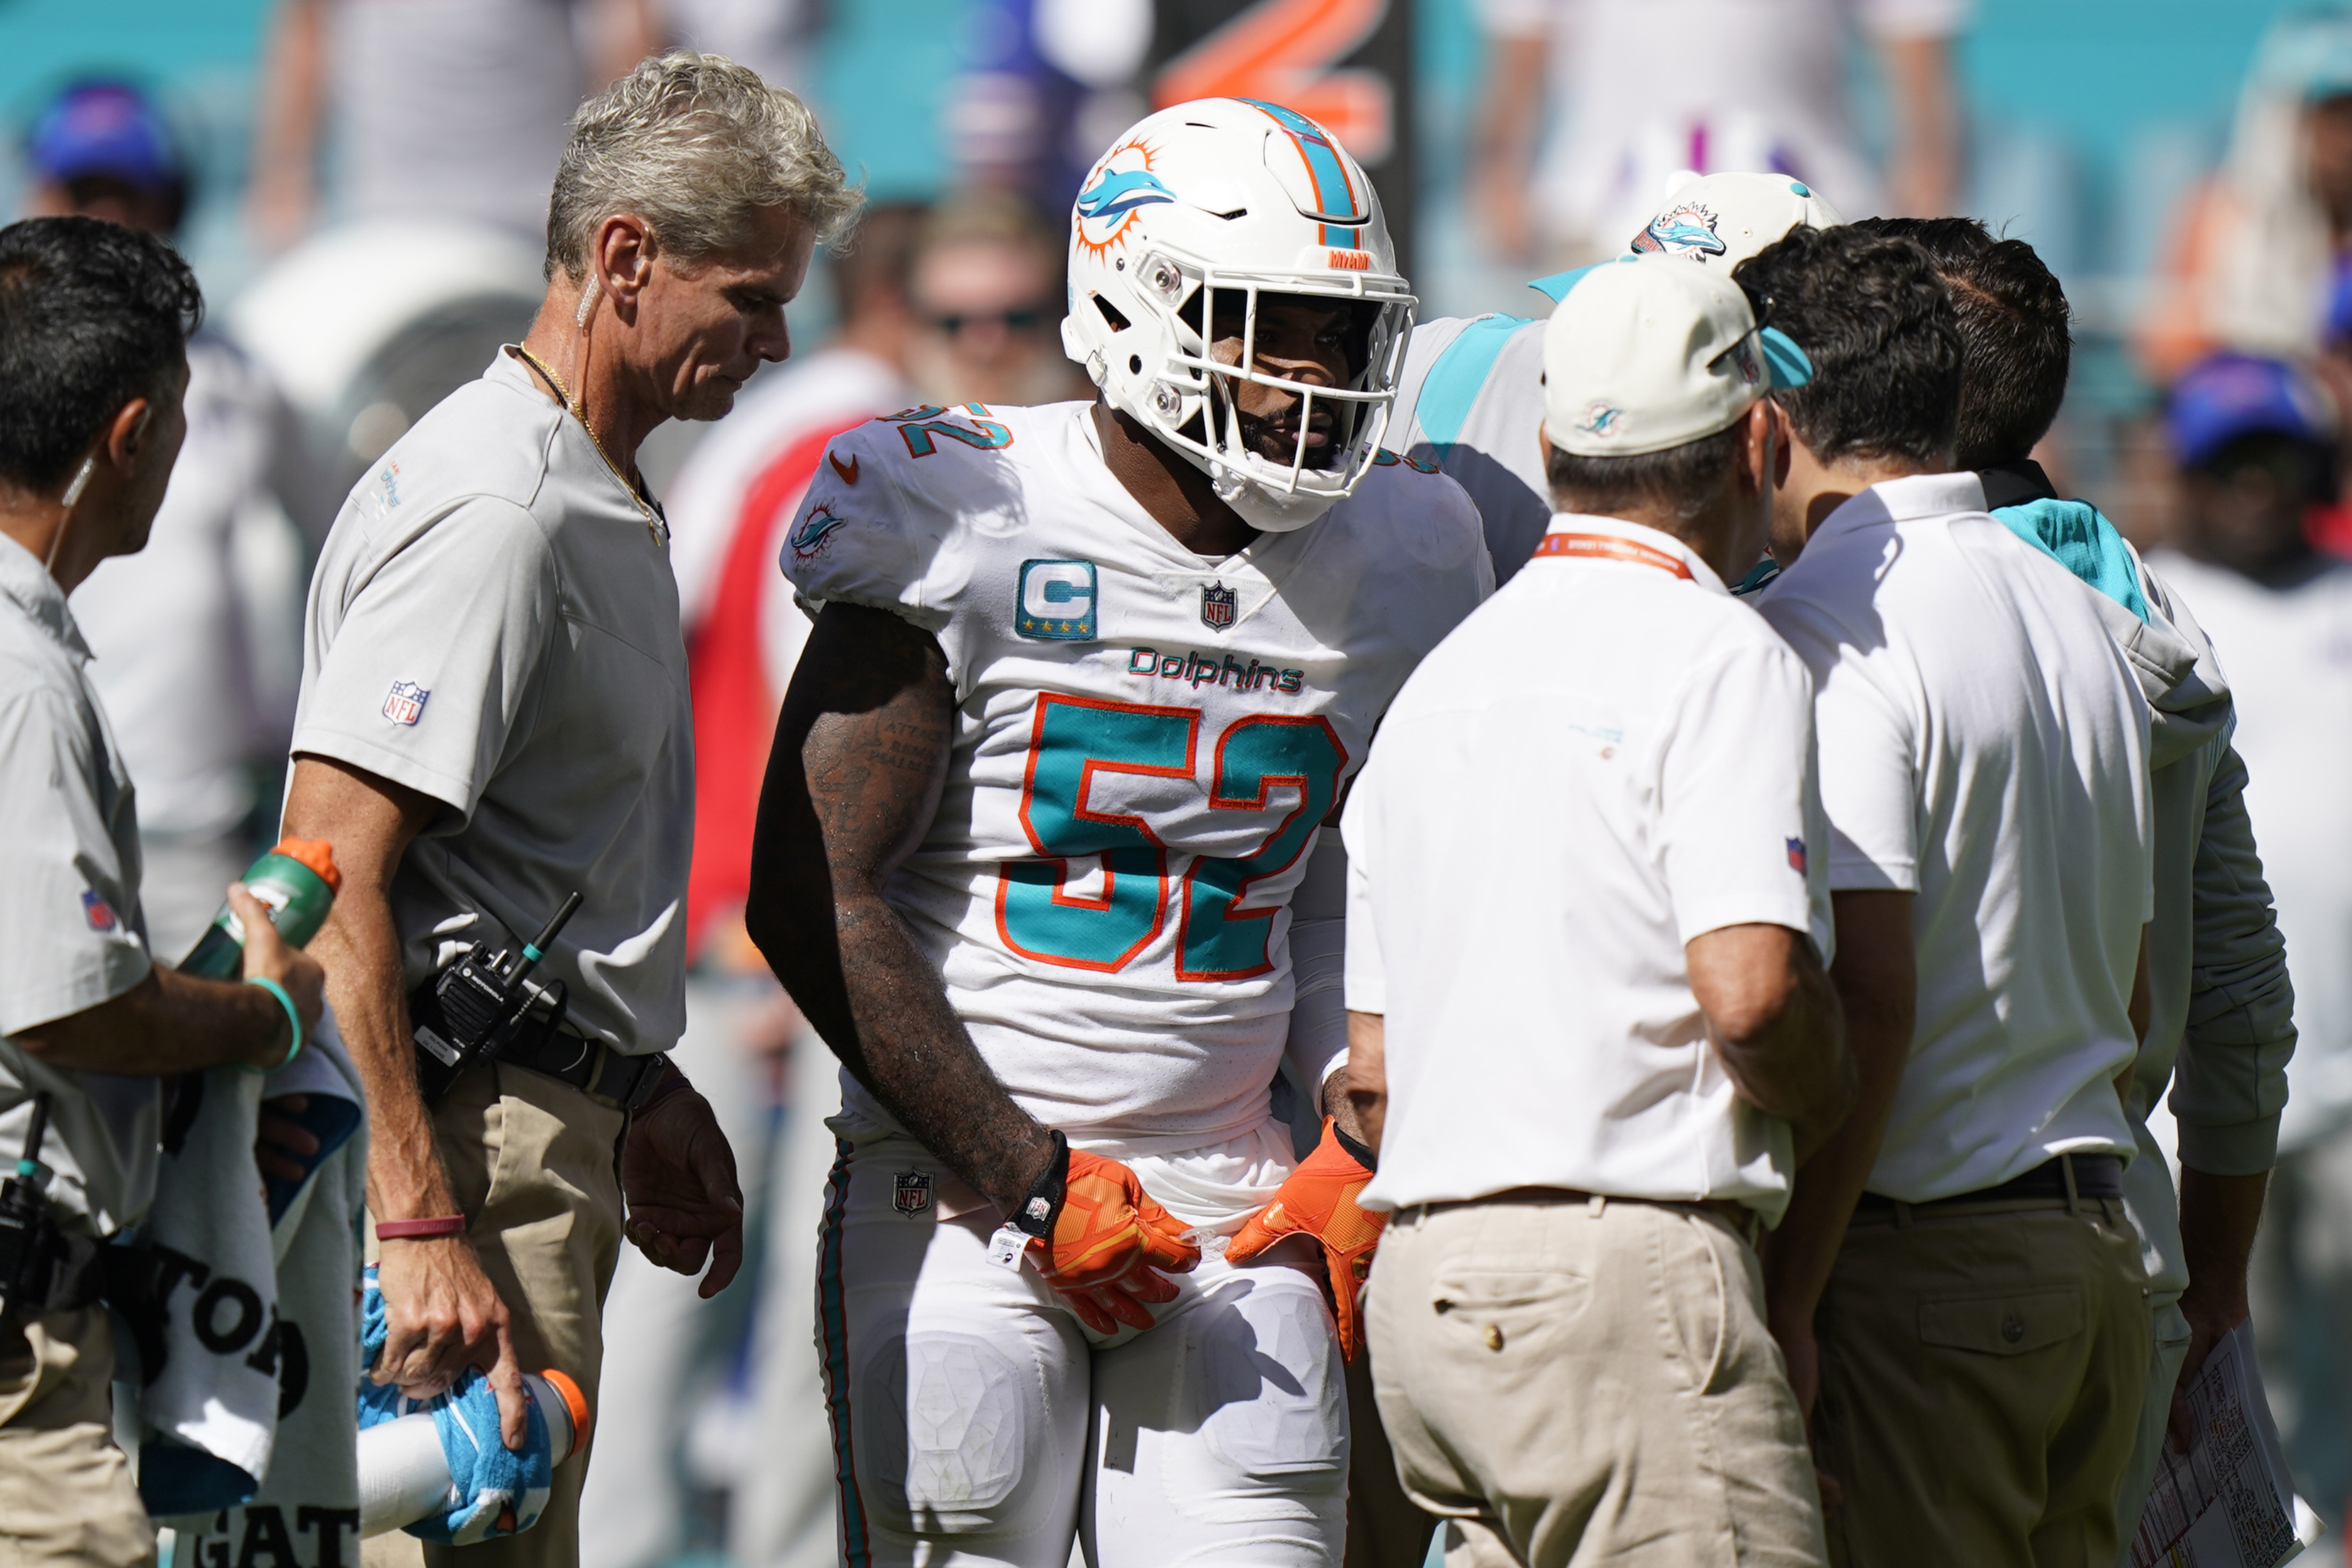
[4, 1, 2351, 1565]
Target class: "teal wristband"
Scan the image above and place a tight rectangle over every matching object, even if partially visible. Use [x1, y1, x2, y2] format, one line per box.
[245, 977, 303, 1072]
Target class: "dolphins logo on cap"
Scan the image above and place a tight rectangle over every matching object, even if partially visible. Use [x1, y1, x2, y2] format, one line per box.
[1632, 203, 1729, 260]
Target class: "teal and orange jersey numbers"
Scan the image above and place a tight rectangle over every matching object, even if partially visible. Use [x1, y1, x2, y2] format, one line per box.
[994, 694, 1348, 979]
[997, 696, 1198, 972]
[1179, 715, 1345, 980]
[882, 402, 1016, 460]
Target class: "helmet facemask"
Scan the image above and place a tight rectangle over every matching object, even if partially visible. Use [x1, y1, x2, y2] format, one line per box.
[1124, 243, 1414, 530]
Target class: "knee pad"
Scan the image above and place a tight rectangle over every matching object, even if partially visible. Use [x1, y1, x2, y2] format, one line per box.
[853, 1331, 1054, 1538]
[1187, 1280, 1348, 1487]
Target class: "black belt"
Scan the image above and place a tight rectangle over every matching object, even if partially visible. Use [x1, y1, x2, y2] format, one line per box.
[490, 1006, 673, 1112]
[1853, 1153, 2124, 1217]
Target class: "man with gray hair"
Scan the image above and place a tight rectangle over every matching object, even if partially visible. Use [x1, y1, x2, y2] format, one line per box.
[280, 52, 858, 1566]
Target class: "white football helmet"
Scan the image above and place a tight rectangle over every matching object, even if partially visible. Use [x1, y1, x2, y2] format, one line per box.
[1060, 98, 1414, 531]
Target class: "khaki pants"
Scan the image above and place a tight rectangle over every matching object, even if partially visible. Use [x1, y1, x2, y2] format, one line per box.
[363, 1061, 626, 1568]
[0, 1306, 155, 1568]
[1368, 1196, 1829, 1568]
[1812, 1197, 2151, 1568]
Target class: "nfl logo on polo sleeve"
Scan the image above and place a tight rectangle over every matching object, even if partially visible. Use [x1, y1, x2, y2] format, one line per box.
[1016, 560, 1097, 641]
[382, 680, 430, 726]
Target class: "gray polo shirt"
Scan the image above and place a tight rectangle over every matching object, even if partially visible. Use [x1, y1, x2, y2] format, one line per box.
[293, 350, 693, 1055]
[0, 534, 162, 1233]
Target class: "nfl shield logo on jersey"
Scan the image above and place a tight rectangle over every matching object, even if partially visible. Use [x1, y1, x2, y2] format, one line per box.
[894, 1171, 933, 1216]
[1200, 581, 1238, 630]
[382, 680, 429, 726]
[1787, 837, 1808, 873]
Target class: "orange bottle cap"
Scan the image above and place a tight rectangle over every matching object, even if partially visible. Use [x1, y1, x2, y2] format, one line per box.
[271, 838, 343, 895]
[538, 1367, 592, 1459]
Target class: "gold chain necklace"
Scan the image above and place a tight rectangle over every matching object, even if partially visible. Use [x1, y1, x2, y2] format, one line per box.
[514, 344, 667, 547]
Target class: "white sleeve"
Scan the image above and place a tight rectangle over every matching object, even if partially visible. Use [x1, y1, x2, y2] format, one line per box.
[1761, 596, 1921, 894]
[780, 418, 954, 634]
[1285, 829, 1350, 1099]
[1657, 642, 1828, 948]
[294, 497, 558, 819]
[1341, 806, 1387, 1016]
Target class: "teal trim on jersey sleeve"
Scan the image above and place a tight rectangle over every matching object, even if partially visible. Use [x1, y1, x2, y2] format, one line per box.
[1415, 313, 1530, 448]
[1990, 497, 2150, 623]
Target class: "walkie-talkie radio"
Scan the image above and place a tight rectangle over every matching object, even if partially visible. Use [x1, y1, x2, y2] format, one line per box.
[0, 1093, 60, 1319]
[411, 893, 582, 1101]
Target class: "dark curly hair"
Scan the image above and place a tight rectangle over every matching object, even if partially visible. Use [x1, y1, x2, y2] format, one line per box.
[1857, 217, 2071, 469]
[1732, 224, 1962, 467]
[0, 215, 202, 491]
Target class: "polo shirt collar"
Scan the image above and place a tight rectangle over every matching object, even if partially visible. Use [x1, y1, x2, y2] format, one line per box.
[0, 530, 89, 661]
[1809, 471, 1985, 547]
[1540, 513, 1729, 594]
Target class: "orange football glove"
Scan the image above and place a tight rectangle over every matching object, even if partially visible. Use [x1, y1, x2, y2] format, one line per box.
[1227, 1119, 1385, 1360]
[1028, 1146, 1201, 1335]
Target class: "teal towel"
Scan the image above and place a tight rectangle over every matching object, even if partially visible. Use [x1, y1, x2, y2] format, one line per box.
[1990, 496, 2148, 623]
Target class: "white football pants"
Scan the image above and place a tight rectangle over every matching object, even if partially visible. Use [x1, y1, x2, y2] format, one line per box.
[816, 1133, 1348, 1568]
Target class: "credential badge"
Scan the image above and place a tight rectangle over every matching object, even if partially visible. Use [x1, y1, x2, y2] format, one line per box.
[894, 1170, 933, 1216]
[382, 680, 429, 726]
[1200, 580, 1238, 631]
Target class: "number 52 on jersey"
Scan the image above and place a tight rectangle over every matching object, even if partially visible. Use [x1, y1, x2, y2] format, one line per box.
[995, 694, 1345, 982]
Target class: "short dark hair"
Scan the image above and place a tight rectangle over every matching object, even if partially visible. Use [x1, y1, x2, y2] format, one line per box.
[1545, 422, 1743, 524]
[0, 216, 201, 491]
[1732, 225, 1962, 466]
[1857, 217, 2070, 469]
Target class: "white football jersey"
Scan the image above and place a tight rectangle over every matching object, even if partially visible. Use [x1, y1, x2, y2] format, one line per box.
[785, 399, 1492, 1152]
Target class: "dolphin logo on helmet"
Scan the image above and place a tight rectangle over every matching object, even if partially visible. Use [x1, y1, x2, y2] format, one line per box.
[1076, 168, 1177, 224]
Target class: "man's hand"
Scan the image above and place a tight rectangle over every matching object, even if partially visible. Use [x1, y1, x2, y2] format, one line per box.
[1228, 1118, 1384, 1360]
[231, 883, 326, 1056]
[1033, 1150, 1200, 1335]
[255, 1094, 320, 1183]
[621, 1083, 745, 1297]
[2168, 1167, 2268, 1450]
[372, 1234, 528, 1451]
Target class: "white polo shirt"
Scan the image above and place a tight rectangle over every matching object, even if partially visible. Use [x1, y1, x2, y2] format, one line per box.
[1346, 516, 1831, 1221]
[1758, 474, 2153, 1203]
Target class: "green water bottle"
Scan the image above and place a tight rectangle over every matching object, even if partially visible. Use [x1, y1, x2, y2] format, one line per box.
[177, 838, 343, 979]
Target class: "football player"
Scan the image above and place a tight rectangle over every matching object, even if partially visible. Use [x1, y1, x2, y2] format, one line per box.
[745, 99, 1491, 1568]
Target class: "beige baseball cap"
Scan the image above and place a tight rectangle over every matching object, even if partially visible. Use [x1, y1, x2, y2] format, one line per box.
[1628, 171, 1845, 270]
[1542, 256, 1785, 458]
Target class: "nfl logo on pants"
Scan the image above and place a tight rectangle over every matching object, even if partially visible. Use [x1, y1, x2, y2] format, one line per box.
[1201, 581, 1237, 630]
[894, 1171, 932, 1216]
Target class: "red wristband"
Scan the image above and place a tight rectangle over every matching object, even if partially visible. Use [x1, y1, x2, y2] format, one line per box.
[375, 1216, 467, 1240]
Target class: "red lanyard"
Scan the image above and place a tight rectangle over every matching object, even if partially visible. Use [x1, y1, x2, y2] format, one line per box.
[1529, 531, 1694, 579]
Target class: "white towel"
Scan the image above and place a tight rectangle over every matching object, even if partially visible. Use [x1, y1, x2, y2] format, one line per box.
[118, 1006, 368, 1546]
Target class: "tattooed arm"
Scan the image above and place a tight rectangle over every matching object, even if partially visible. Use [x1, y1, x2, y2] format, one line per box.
[746, 604, 1059, 1206]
